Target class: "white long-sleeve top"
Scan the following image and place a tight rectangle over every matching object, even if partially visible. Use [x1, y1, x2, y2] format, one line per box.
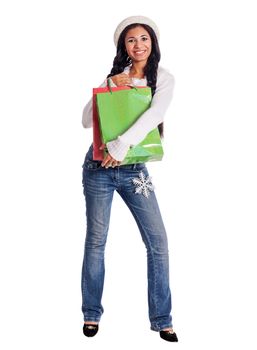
[82, 65, 175, 161]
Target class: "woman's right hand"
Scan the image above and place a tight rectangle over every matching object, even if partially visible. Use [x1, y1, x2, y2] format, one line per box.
[110, 73, 132, 87]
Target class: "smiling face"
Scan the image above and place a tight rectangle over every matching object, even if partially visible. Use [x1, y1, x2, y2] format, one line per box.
[124, 25, 152, 64]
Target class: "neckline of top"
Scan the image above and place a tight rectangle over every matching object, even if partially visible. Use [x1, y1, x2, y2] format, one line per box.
[123, 66, 146, 81]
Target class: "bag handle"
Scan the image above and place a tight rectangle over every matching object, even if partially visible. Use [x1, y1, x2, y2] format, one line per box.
[107, 78, 138, 94]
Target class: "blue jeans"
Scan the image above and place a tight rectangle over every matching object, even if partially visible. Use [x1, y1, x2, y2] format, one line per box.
[81, 144, 173, 331]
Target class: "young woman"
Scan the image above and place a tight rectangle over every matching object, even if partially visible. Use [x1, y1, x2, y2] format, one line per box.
[81, 16, 178, 342]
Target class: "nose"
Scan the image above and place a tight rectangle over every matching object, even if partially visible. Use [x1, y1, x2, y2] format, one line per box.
[134, 39, 142, 49]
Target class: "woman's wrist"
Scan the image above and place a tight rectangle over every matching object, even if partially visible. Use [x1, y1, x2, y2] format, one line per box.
[106, 136, 131, 162]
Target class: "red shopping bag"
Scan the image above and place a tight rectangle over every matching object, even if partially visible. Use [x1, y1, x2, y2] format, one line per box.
[92, 87, 107, 160]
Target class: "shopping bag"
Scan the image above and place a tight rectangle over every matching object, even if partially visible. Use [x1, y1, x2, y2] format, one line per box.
[92, 87, 106, 161]
[93, 85, 164, 164]
[92, 86, 143, 161]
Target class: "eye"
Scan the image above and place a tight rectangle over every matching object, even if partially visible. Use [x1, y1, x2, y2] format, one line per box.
[141, 36, 149, 41]
[127, 38, 135, 44]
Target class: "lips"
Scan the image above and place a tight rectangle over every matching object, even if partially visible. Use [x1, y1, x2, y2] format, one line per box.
[134, 50, 147, 55]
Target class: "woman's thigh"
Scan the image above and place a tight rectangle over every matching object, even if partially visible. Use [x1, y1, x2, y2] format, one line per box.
[82, 161, 115, 237]
[117, 166, 168, 251]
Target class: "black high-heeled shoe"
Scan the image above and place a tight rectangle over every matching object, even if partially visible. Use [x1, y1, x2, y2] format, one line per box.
[159, 329, 178, 342]
[83, 323, 99, 337]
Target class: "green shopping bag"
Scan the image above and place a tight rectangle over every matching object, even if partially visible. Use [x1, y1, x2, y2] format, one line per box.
[95, 85, 164, 165]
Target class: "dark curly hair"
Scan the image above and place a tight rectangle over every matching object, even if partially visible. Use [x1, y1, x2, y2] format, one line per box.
[107, 23, 164, 137]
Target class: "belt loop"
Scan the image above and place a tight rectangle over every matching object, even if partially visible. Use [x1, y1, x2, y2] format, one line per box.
[133, 163, 137, 170]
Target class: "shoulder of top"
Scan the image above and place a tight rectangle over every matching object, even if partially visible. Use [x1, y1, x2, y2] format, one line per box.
[157, 66, 175, 81]
[157, 66, 175, 88]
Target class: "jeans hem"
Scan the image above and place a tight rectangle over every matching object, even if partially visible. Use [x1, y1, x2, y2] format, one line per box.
[84, 317, 101, 323]
[150, 323, 173, 332]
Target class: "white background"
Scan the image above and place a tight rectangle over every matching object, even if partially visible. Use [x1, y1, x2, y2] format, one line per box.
[0, 0, 256, 349]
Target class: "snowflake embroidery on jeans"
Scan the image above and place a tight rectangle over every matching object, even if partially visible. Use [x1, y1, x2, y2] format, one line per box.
[132, 171, 155, 198]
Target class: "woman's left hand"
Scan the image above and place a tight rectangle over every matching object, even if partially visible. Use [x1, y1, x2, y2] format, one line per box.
[100, 144, 121, 168]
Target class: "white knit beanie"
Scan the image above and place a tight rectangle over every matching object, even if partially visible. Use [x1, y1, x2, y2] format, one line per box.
[113, 15, 160, 47]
